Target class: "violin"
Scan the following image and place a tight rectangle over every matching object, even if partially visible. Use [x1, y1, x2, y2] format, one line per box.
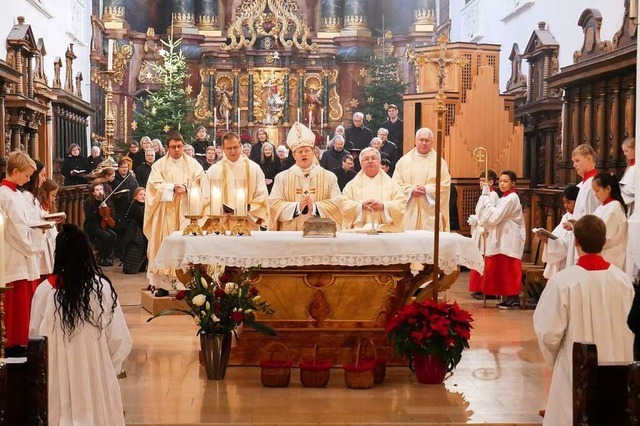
[99, 202, 116, 229]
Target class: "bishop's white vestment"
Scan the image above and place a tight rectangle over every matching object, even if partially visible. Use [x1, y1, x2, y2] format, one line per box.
[392, 148, 451, 231]
[341, 170, 407, 233]
[533, 258, 634, 426]
[268, 165, 342, 230]
[29, 277, 133, 426]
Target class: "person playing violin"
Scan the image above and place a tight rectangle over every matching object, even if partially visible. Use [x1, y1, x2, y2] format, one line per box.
[83, 182, 117, 267]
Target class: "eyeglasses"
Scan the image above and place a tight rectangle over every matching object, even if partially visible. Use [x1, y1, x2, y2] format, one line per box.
[168, 145, 183, 150]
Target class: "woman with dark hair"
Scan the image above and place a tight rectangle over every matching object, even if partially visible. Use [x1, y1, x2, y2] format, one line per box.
[249, 128, 269, 163]
[29, 223, 132, 425]
[122, 187, 148, 274]
[591, 173, 628, 269]
[259, 142, 280, 193]
[84, 182, 117, 266]
[60, 143, 89, 186]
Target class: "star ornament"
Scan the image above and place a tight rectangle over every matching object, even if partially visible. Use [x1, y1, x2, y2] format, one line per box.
[145, 99, 151, 107]
[359, 68, 368, 78]
[365, 114, 373, 122]
[350, 98, 359, 108]
[163, 125, 170, 133]
[151, 106, 157, 115]
[383, 102, 389, 110]
[367, 96, 374, 103]
[131, 120, 138, 130]
[185, 84, 193, 95]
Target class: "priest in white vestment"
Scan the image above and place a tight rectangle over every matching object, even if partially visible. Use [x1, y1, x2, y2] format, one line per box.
[341, 147, 406, 233]
[533, 215, 634, 426]
[392, 127, 451, 231]
[205, 132, 268, 231]
[144, 131, 206, 291]
[268, 122, 342, 230]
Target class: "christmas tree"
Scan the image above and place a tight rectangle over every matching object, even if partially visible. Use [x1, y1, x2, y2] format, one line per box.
[361, 55, 407, 130]
[132, 32, 195, 141]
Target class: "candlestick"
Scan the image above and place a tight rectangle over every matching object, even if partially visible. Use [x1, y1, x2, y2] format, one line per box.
[0, 210, 4, 288]
[308, 110, 312, 127]
[210, 180, 222, 216]
[297, 108, 300, 123]
[237, 107, 241, 134]
[235, 187, 246, 216]
[107, 39, 114, 71]
[225, 110, 229, 131]
[320, 108, 324, 135]
[189, 184, 201, 215]
[326, 135, 330, 147]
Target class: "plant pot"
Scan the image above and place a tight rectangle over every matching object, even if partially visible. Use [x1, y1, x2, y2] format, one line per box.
[411, 353, 448, 384]
[200, 332, 232, 380]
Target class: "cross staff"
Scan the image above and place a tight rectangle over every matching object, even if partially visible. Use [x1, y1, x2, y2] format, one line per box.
[407, 34, 468, 302]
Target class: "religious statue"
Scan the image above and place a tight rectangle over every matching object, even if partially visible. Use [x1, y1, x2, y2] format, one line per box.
[53, 57, 62, 89]
[265, 89, 284, 125]
[215, 83, 233, 123]
[305, 87, 322, 128]
[75, 72, 83, 98]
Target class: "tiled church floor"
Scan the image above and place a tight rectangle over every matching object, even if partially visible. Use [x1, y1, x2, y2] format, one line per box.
[109, 267, 547, 425]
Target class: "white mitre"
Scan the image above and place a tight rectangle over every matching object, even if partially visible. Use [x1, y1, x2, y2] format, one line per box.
[286, 121, 315, 153]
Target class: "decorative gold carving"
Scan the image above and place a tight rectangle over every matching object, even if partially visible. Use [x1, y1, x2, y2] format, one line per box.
[172, 12, 195, 26]
[327, 70, 343, 121]
[344, 15, 367, 30]
[197, 15, 218, 29]
[322, 16, 342, 31]
[194, 68, 215, 121]
[414, 8, 436, 25]
[222, 0, 317, 52]
[103, 6, 125, 21]
[138, 60, 161, 84]
[253, 69, 285, 125]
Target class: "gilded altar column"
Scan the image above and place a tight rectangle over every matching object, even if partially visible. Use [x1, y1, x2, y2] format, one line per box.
[412, 0, 436, 32]
[197, 0, 221, 36]
[171, 0, 197, 34]
[233, 69, 240, 128]
[248, 69, 254, 125]
[342, 0, 371, 37]
[322, 71, 330, 135]
[283, 70, 290, 125]
[103, 0, 127, 29]
[319, 0, 342, 37]
[297, 70, 305, 124]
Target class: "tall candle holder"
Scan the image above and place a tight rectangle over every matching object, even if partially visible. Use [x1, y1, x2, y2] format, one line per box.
[183, 215, 204, 236]
[206, 215, 227, 235]
[0, 285, 12, 359]
[229, 215, 251, 236]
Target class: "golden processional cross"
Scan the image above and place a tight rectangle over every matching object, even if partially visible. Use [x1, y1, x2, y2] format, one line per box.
[406, 34, 468, 302]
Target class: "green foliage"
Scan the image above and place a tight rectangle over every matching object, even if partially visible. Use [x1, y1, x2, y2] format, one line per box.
[361, 57, 407, 128]
[133, 34, 195, 140]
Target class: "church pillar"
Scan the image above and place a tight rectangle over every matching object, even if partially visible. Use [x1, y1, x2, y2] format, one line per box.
[0, 85, 5, 162]
[103, 0, 127, 29]
[342, 0, 371, 37]
[283, 70, 290, 125]
[322, 70, 330, 137]
[171, 0, 197, 34]
[320, 0, 342, 34]
[248, 69, 255, 125]
[526, 63, 533, 103]
[11, 126, 22, 151]
[412, 0, 436, 32]
[28, 130, 38, 160]
[297, 70, 305, 123]
[232, 69, 240, 128]
[197, 0, 221, 35]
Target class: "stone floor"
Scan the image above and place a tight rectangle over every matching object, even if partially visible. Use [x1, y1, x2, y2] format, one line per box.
[109, 266, 548, 425]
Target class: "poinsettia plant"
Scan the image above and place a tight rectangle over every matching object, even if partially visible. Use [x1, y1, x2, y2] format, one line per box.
[148, 264, 275, 336]
[385, 299, 473, 372]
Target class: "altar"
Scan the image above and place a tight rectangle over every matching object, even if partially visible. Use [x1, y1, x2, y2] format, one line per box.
[147, 231, 483, 365]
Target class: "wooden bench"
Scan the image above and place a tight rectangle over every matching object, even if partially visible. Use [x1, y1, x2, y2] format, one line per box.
[573, 342, 640, 425]
[0, 337, 48, 425]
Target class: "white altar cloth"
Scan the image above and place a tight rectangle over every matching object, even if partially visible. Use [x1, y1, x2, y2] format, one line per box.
[150, 230, 484, 275]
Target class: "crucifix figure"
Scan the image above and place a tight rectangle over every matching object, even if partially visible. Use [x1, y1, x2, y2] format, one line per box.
[406, 34, 467, 301]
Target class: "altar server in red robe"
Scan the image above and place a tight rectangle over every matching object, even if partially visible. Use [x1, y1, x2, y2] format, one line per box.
[476, 170, 525, 309]
[534, 215, 634, 426]
[0, 150, 44, 356]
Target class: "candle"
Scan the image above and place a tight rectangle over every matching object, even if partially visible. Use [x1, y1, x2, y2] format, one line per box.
[225, 110, 229, 131]
[297, 108, 300, 123]
[320, 108, 324, 134]
[308, 110, 312, 127]
[237, 107, 241, 134]
[107, 39, 114, 71]
[189, 185, 201, 215]
[210, 181, 222, 216]
[0, 210, 4, 288]
[326, 135, 330, 146]
[235, 187, 246, 216]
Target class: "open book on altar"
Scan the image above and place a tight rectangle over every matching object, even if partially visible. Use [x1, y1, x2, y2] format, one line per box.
[531, 228, 558, 240]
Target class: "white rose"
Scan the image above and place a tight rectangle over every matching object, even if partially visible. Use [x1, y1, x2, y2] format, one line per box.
[224, 282, 239, 294]
[244, 309, 254, 314]
[192, 294, 206, 306]
[211, 314, 220, 323]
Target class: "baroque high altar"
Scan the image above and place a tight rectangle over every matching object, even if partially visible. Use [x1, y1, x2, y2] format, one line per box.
[92, 0, 441, 144]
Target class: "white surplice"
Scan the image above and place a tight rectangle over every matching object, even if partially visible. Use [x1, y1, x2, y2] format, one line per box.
[620, 163, 635, 216]
[593, 200, 628, 270]
[29, 277, 132, 426]
[476, 192, 525, 259]
[23, 191, 56, 276]
[542, 212, 573, 279]
[470, 191, 499, 253]
[533, 263, 634, 426]
[566, 176, 599, 266]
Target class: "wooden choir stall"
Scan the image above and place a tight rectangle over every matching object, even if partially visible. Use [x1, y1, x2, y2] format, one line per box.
[147, 230, 484, 366]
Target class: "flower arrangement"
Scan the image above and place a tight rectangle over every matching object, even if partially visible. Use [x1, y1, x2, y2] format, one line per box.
[148, 264, 275, 336]
[385, 299, 473, 372]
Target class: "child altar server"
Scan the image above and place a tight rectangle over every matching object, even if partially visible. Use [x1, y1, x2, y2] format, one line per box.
[476, 170, 525, 309]
[591, 173, 628, 270]
[0, 151, 44, 356]
[534, 215, 634, 426]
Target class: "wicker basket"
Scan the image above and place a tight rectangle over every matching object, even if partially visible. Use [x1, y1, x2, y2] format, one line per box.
[299, 344, 332, 388]
[343, 341, 375, 389]
[260, 342, 292, 387]
[360, 338, 387, 384]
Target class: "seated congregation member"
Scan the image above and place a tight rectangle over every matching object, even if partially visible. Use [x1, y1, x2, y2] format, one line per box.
[202, 146, 217, 171]
[84, 182, 117, 267]
[538, 185, 579, 279]
[60, 143, 89, 186]
[135, 148, 156, 189]
[268, 122, 342, 230]
[122, 187, 148, 274]
[380, 158, 391, 174]
[1, 151, 44, 357]
[331, 154, 357, 191]
[124, 141, 144, 171]
[206, 132, 268, 231]
[476, 170, 525, 309]
[591, 173, 628, 270]
[29, 224, 132, 426]
[534, 215, 634, 426]
[467, 170, 500, 300]
[341, 147, 406, 233]
[259, 142, 281, 193]
[376, 127, 398, 174]
[320, 135, 349, 171]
